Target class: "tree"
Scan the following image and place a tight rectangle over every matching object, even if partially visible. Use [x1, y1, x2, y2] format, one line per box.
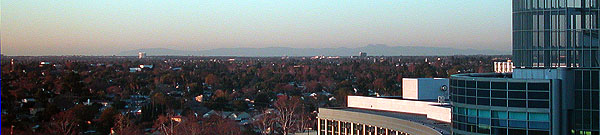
[204, 74, 219, 87]
[174, 114, 203, 135]
[153, 113, 204, 135]
[253, 110, 276, 135]
[153, 113, 179, 135]
[46, 111, 79, 135]
[112, 114, 142, 135]
[97, 107, 119, 134]
[201, 115, 241, 135]
[273, 96, 302, 135]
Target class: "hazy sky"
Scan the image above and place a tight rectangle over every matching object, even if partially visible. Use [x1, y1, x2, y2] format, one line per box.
[2, 0, 512, 56]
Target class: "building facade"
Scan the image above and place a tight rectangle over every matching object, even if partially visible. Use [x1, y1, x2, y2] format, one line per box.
[317, 96, 451, 135]
[450, 0, 598, 135]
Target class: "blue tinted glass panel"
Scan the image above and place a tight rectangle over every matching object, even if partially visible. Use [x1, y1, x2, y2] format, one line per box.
[509, 120, 527, 128]
[468, 117, 477, 124]
[509, 112, 527, 120]
[529, 121, 550, 130]
[468, 109, 478, 116]
[529, 113, 550, 121]
[478, 118, 491, 125]
[479, 110, 491, 118]
[492, 111, 508, 119]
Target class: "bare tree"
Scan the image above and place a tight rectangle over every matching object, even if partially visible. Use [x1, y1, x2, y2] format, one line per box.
[201, 115, 242, 135]
[112, 114, 142, 135]
[46, 111, 79, 135]
[274, 96, 301, 135]
[153, 113, 205, 135]
[295, 111, 314, 133]
[153, 113, 180, 135]
[174, 114, 203, 135]
[253, 110, 276, 135]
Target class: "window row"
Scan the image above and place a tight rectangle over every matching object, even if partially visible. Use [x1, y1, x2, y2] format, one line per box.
[453, 122, 550, 135]
[574, 70, 600, 89]
[514, 50, 600, 68]
[318, 119, 410, 135]
[453, 108, 550, 121]
[452, 95, 550, 108]
[514, 0, 600, 10]
[571, 110, 600, 130]
[450, 80, 550, 91]
[451, 88, 550, 99]
[513, 11, 599, 30]
[513, 31, 600, 50]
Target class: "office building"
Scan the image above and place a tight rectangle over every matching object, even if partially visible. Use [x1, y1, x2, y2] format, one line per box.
[317, 78, 452, 135]
[450, 1, 598, 135]
[138, 52, 146, 59]
[360, 52, 367, 57]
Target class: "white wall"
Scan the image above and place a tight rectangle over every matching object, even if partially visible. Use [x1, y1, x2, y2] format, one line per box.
[347, 96, 451, 123]
[402, 79, 419, 100]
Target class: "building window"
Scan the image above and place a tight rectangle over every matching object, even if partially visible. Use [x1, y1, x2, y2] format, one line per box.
[529, 121, 550, 130]
[508, 100, 527, 107]
[528, 92, 549, 100]
[528, 100, 549, 108]
[508, 120, 527, 128]
[492, 82, 507, 89]
[491, 91, 507, 98]
[491, 99, 507, 107]
[508, 91, 527, 99]
[528, 83, 549, 91]
[508, 82, 527, 90]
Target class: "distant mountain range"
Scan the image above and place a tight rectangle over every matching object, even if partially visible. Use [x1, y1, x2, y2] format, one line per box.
[119, 44, 510, 56]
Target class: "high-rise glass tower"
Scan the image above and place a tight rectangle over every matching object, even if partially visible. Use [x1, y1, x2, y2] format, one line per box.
[450, 0, 598, 135]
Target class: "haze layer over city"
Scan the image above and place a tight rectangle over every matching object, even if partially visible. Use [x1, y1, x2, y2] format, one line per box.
[2, 0, 511, 56]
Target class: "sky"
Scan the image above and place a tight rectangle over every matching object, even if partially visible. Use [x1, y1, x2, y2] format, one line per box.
[1, 0, 512, 56]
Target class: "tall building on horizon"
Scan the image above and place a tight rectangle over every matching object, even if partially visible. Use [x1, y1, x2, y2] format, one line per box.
[450, 1, 598, 135]
[359, 52, 367, 57]
[138, 52, 146, 59]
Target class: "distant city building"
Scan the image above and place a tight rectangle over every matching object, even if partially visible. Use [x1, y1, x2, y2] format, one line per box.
[139, 64, 153, 69]
[402, 78, 449, 100]
[129, 68, 142, 72]
[39, 61, 52, 68]
[359, 52, 367, 57]
[138, 52, 146, 59]
[11, 59, 15, 71]
[317, 78, 451, 135]
[493, 60, 513, 73]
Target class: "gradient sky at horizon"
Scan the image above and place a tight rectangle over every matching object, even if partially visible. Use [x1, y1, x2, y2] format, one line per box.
[1, 0, 512, 56]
